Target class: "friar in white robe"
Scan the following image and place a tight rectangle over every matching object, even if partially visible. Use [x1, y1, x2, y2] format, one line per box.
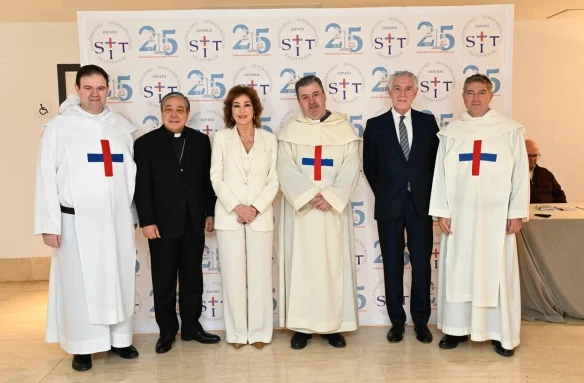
[429, 74, 529, 357]
[34, 65, 139, 371]
[277, 75, 361, 349]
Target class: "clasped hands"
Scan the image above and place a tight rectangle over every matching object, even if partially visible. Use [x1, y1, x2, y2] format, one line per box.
[437, 217, 522, 235]
[235, 204, 259, 224]
[311, 193, 332, 212]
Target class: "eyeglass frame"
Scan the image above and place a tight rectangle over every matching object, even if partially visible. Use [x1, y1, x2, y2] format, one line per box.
[527, 153, 541, 159]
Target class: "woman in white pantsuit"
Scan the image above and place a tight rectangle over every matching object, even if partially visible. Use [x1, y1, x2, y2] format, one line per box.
[211, 85, 279, 349]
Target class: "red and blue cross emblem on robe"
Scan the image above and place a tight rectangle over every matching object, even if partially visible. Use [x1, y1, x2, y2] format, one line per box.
[458, 140, 497, 176]
[87, 140, 124, 177]
[302, 146, 334, 181]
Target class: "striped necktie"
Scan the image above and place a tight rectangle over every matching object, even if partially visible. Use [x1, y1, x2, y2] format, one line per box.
[399, 115, 410, 160]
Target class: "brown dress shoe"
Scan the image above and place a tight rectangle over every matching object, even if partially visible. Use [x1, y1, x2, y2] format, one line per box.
[252, 342, 266, 349]
[232, 343, 246, 349]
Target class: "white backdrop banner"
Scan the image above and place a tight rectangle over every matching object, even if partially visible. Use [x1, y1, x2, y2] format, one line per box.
[78, 5, 514, 333]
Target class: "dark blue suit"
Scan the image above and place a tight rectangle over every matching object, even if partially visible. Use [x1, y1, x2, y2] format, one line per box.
[363, 108, 439, 326]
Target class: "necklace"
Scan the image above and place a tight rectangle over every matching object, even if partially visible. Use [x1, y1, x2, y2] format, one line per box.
[178, 139, 185, 172]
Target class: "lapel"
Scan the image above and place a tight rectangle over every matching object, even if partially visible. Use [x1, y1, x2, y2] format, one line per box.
[408, 109, 419, 162]
[385, 109, 407, 164]
[226, 128, 246, 180]
[247, 129, 265, 179]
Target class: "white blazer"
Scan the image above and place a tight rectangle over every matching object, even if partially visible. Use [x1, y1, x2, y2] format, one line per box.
[210, 127, 279, 231]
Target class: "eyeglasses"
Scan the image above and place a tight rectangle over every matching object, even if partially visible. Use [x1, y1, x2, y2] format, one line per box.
[527, 154, 541, 159]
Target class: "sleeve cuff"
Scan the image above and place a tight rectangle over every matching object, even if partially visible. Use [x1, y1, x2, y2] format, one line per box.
[34, 216, 61, 236]
[428, 209, 451, 219]
[138, 218, 156, 228]
[250, 202, 263, 215]
[320, 188, 348, 213]
[508, 209, 528, 219]
[293, 187, 320, 212]
[222, 198, 240, 214]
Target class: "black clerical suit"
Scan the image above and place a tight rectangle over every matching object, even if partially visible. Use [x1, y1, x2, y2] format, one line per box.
[134, 126, 215, 339]
[530, 164, 567, 203]
[363, 109, 439, 327]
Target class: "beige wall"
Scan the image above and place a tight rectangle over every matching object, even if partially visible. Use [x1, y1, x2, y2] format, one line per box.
[1, 18, 583, 261]
[0, 22, 79, 260]
[513, 20, 584, 205]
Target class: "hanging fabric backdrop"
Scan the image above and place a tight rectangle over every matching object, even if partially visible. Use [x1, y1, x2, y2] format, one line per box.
[77, 5, 514, 332]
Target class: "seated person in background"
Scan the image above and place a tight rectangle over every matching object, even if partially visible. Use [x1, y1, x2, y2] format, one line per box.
[526, 139, 567, 203]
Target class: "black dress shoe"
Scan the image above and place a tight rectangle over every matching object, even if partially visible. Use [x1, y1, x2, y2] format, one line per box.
[72, 354, 92, 371]
[414, 324, 433, 343]
[291, 332, 312, 349]
[492, 340, 515, 357]
[181, 331, 221, 344]
[110, 345, 139, 359]
[438, 334, 468, 349]
[387, 325, 405, 343]
[323, 333, 346, 348]
[155, 337, 174, 354]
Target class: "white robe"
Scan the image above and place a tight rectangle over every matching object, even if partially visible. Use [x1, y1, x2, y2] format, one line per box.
[34, 95, 137, 354]
[429, 110, 529, 350]
[278, 112, 361, 334]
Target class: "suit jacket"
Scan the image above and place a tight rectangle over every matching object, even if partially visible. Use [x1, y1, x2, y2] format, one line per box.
[363, 108, 439, 221]
[210, 128, 279, 231]
[134, 126, 216, 238]
[530, 164, 567, 203]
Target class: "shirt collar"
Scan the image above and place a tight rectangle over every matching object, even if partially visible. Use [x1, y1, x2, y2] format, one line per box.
[310, 110, 332, 124]
[391, 108, 412, 121]
[161, 125, 186, 137]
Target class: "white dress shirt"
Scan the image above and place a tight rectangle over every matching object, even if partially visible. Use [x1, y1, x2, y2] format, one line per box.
[391, 108, 413, 149]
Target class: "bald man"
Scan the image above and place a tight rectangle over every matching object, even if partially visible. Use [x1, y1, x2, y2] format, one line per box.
[526, 139, 567, 203]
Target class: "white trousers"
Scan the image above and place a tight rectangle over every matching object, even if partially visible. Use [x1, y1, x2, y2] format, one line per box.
[217, 225, 273, 344]
[45, 214, 134, 354]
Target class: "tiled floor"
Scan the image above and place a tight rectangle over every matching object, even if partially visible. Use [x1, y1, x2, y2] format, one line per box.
[1, 281, 582, 382]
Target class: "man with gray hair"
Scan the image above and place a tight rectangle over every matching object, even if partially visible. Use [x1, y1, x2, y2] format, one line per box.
[134, 92, 220, 354]
[364, 71, 439, 344]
